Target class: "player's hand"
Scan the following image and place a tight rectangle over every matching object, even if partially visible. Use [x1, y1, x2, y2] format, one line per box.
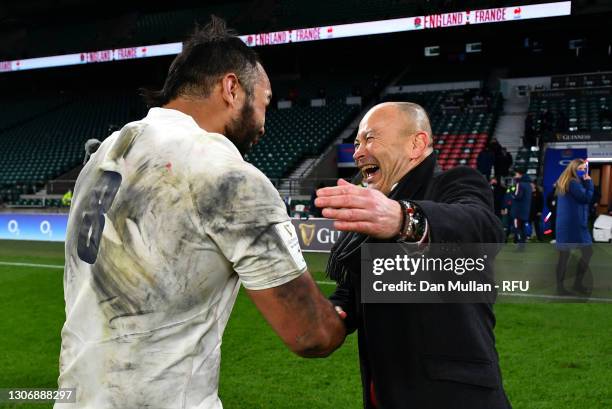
[315, 178, 402, 239]
[584, 174, 592, 181]
[335, 306, 347, 320]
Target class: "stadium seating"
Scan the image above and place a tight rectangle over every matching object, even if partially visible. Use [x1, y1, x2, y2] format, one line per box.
[551, 72, 611, 89]
[0, 93, 147, 204]
[245, 101, 358, 179]
[527, 92, 612, 133]
[513, 146, 540, 178]
[0, 95, 71, 131]
[0, 90, 359, 204]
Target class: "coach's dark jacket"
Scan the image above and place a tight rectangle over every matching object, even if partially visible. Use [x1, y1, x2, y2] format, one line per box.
[328, 154, 511, 409]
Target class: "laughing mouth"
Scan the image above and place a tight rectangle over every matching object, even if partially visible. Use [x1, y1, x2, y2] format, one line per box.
[361, 164, 380, 182]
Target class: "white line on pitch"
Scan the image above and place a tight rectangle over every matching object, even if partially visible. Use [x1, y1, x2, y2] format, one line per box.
[498, 292, 612, 302]
[0, 261, 63, 269]
[316, 280, 336, 286]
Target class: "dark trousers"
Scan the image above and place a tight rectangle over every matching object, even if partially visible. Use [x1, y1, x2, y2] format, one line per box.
[531, 217, 543, 241]
[514, 218, 527, 247]
[556, 246, 593, 291]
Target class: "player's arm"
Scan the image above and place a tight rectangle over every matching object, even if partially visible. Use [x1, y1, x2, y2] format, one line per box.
[246, 271, 347, 358]
[193, 165, 346, 357]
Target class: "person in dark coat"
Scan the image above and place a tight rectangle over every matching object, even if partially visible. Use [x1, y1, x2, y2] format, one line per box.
[477, 144, 495, 177]
[309, 183, 325, 217]
[489, 138, 503, 157]
[490, 177, 506, 219]
[501, 186, 514, 240]
[495, 147, 513, 178]
[554, 159, 594, 295]
[315, 102, 511, 409]
[529, 182, 544, 241]
[510, 169, 532, 249]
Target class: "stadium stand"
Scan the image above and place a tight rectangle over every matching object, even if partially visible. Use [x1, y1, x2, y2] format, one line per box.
[245, 101, 359, 179]
[527, 89, 612, 134]
[0, 93, 147, 205]
[0, 89, 359, 205]
[513, 146, 540, 178]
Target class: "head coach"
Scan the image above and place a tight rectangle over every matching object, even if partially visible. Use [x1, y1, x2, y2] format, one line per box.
[315, 102, 511, 409]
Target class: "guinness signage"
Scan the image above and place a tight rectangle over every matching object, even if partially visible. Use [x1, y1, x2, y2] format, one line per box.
[290, 218, 341, 252]
[544, 131, 612, 143]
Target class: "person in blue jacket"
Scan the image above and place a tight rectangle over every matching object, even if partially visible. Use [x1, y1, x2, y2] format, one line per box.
[554, 158, 594, 295]
[510, 169, 532, 249]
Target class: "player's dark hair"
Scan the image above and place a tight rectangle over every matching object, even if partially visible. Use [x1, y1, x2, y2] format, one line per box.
[141, 16, 261, 107]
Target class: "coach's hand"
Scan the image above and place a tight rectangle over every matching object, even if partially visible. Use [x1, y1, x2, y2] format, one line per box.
[315, 179, 402, 239]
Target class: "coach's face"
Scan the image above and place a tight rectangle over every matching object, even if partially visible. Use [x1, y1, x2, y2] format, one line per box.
[225, 63, 272, 155]
[353, 104, 427, 195]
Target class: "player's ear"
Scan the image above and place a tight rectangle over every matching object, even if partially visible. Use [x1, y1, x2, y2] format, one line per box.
[221, 73, 240, 107]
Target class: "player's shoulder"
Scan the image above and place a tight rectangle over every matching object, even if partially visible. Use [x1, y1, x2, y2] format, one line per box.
[207, 155, 276, 195]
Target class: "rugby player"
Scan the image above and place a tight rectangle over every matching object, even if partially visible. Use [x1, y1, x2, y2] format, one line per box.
[55, 16, 345, 409]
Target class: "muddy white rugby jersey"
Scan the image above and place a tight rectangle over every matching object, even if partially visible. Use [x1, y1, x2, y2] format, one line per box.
[56, 108, 306, 409]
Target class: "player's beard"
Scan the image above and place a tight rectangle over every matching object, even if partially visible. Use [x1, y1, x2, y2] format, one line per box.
[225, 99, 261, 156]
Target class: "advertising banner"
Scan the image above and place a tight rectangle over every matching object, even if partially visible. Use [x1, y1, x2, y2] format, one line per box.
[0, 2, 571, 74]
[290, 218, 339, 252]
[544, 131, 612, 143]
[337, 144, 356, 167]
[0, 214, 68, 242]
[0, 213, 341, 252]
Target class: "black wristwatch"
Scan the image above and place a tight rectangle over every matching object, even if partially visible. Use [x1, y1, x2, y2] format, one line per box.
[397, 200, 428, 242]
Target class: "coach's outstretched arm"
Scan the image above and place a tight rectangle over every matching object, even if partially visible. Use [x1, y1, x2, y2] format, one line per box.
[247, 272, 347, 357]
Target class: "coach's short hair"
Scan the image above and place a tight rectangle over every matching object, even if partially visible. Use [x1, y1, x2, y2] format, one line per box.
[141, 16, 261, 107]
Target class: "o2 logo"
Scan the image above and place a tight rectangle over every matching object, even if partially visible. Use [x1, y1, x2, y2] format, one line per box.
[7, 220, 20, 236]
[40, 220, 52, 237]
[5, 219, 54, 237]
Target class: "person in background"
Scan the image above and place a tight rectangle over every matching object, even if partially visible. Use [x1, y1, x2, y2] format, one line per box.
[501, 185, 514, 240]
[554, 159, 594, 295]
[495, 147, 513, 178]
[309, 183, 325, 217]
[490, 177, 506, 220]
[283, 195, 292, 216]
[489, 137, 502, 157]
[61, 189, 73, 207]
[510, 169, 532, 249]
[477, 144, 495, 178]
[83, 138, 102, 165]
[530, 182, 544, 241]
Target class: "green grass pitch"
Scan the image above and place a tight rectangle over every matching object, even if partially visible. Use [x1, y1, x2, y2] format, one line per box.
[0, 240, 610, 408]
